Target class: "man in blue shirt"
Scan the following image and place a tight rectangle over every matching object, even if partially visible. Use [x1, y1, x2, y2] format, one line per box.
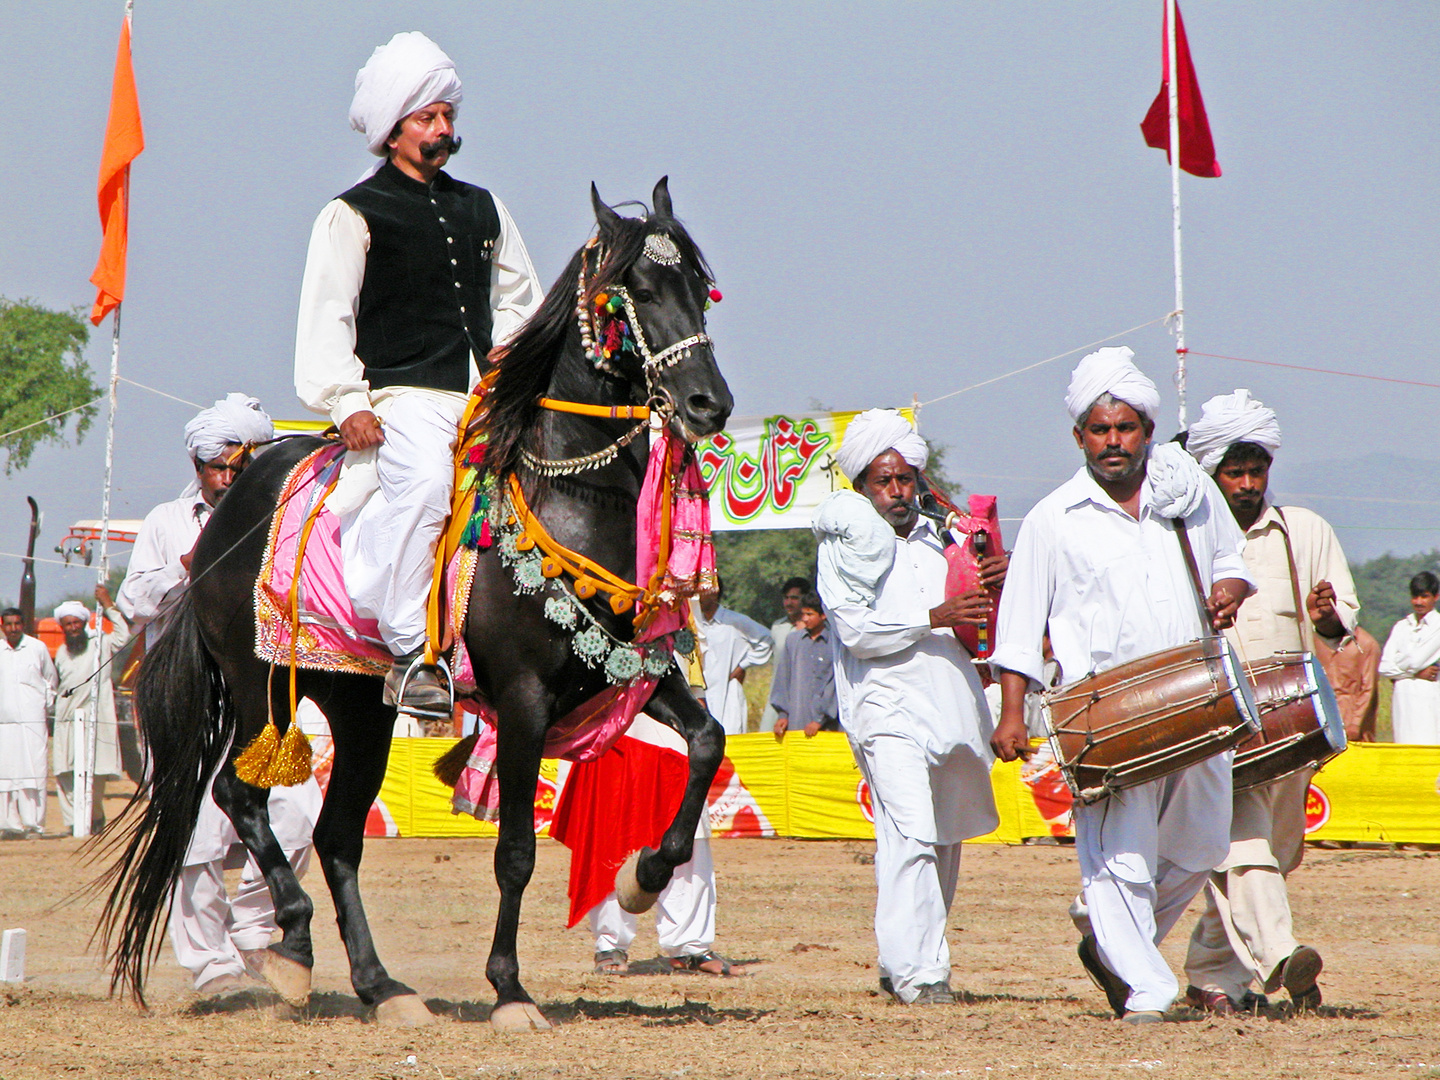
[770, 592, 838, 737]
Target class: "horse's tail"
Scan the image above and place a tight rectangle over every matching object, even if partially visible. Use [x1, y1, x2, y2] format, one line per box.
[93, 592, 235, 1004]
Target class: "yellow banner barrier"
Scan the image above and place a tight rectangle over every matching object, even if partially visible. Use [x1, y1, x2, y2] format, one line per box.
[370, 735, 1440, 845]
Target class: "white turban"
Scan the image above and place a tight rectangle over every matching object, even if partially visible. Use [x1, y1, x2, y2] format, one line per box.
[834, 409, 928, 483]
[349, 32, 463, 157]
[54, 601, 89, 623]
[1064, 347, 1161, 424]
[1184, 389, 1282, 474]
[184, 393, 274, 465]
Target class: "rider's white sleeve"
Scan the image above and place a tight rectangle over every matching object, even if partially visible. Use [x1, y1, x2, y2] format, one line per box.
[489, 194, 543, 348]
[294, 199, 373, 426]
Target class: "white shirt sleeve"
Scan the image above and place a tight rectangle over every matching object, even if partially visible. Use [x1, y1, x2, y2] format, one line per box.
[116, 504, 186, 624]
[1378, 619, 1415, 679]
[990, 512, 1055, 690]
[825, 600, 932, 662]
[489, 195, 542, 348]
[294, 199, 373, 425]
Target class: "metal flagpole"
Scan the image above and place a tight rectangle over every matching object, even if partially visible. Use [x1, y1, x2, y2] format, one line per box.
[1166, 0, 1187, 429]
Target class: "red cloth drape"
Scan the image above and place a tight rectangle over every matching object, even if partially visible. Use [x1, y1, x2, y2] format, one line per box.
[1140, 1, 1221, 179]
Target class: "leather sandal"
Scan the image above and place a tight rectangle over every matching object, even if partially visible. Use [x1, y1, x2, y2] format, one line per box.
[592, 949, 628, 974]
[669, 950, 744, 976]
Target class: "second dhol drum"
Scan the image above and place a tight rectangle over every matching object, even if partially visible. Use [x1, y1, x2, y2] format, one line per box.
[1042, 637, 1262, 804]
[1232, 651, 1347, 793]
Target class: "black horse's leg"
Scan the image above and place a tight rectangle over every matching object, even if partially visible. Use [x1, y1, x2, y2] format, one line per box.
[484, 677, 554, 1032]
[627, 669, 725, 899]
[309, 673, 435, 1024]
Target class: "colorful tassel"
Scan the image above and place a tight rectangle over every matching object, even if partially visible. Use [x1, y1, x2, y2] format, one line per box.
[233, 719, 314, 788]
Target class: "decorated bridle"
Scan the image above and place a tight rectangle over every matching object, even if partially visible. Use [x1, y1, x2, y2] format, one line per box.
[518, 232, 722, 479]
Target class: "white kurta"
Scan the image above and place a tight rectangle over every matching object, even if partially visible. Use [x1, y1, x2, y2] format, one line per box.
[293, 192, 541, 654]
[820, 511, 998, 1002]
[697, 608, 771, 736]
[992, 465, 1253, 1014]
[52, 608, 132, 781]
[116, 492, 212, 640]
[0, 635, 57, 833]
[1378, 610, 1440, 743]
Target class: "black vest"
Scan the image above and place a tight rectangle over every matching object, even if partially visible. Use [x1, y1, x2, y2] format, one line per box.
[338, 161, 500, 394]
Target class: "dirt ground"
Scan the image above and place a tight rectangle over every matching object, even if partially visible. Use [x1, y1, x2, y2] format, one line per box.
[2, 806, 1439, 1080]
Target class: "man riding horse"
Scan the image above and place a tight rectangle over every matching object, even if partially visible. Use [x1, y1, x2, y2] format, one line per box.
[295, 30, 542, 715]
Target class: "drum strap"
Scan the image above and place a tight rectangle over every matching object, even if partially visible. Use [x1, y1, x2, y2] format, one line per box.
[1172, 521, 1215, 635]
[1274, 506, 1313, 651]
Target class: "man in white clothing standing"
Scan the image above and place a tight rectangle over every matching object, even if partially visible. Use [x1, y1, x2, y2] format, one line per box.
[52, 586, 131, 833]
[815, 408, 1004, 1005]
[696, 582, 772, 736]
[0, 608, 57, 837]
[1379, 571, 1440, 743]
[294, 31, 541, 716]
[990, 349, 1253, 1024]
[1180, 389, 1356, 1013]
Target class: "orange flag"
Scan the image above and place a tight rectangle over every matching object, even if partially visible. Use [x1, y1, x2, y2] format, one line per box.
[89, 15, 145, 326]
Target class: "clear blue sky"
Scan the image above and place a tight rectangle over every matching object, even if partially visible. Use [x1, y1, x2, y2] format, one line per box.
[2, 1, 1438, 604]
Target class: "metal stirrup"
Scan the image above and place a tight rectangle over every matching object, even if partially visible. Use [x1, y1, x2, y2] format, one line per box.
[394, 654, 455, 723]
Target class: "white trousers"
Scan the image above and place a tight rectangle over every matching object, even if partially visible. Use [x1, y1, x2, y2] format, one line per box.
[168, 846, 311, 988]
[55, 772, 106, 829]
[589, 838, 716, 957]
[341, 393, 463, 657]
[873, 784, 962, 1003]
[0, 788, 44, 834]
[1184, 770, 1309, 998]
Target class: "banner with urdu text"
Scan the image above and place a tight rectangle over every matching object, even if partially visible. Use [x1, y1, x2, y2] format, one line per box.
[366, 736, 1440, 847]
[696, 409, 914, 531]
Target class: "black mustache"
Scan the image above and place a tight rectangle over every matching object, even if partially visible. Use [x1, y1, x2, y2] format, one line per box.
[1098, 449, 1133, 460]
[421, 134, 462, 160]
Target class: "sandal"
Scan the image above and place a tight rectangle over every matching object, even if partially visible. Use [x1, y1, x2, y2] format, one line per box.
[592, 949, 628, 974]
[669, 950, 744, 976]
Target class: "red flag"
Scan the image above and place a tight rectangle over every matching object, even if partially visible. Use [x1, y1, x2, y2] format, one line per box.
[1140, 1, 1221, 178]
[89, 15, 145, 325]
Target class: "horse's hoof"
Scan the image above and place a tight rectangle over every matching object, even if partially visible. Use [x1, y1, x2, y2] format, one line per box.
[615, 850, 661, 915]
[272, 1001, 305, 1023]
[375, 993, 438, 1027]
[489, 1001, 552, 1033]
[261, 951, 312, 1008]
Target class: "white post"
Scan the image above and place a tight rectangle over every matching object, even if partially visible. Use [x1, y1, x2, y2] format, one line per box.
[1167, 0, 1187, 429]
[0, 929, 26, 984]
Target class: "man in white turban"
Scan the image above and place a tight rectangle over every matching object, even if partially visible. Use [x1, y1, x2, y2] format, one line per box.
[52, 586, 130, 833]
[991, 352, 1254, 1024]
[117, 401, 325, 995]
[815, 409, 1005, 1004]
[1179, 389, 1356, 1014]
[295, 31, 541, 716]
[0, 607, 56, 837]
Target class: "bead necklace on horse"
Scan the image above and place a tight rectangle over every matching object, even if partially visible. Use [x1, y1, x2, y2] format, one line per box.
[98, 178, 733, 1031]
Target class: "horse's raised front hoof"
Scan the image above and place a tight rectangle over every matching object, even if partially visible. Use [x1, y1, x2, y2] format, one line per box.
[615, 850, 661, 915]
[261, 950, 312, 1008]
[375, 993, 438, 1027]
[489, 1001, 553, 1033]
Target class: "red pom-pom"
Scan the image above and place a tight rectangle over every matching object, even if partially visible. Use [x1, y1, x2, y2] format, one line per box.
[708, 288, 723, 303]
[479, 519, 492, 548]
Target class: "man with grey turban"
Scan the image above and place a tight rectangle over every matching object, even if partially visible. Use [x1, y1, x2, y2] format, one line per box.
[295, 30, 541, 716]
[51, 585, 130, 833]
[815, 408, 1005, 1005]
[991, 351, 1254, 1024]
[1179, 389, 1357, 1015]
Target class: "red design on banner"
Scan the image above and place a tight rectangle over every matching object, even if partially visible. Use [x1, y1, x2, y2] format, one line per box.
[365, 798, 399, 838]
[1304, 783, 1331, 833]
[707, 756, 776, 837]
[856, 779, 874, 824]
[533, 774, 558, 834]
[697, 416, 832, 523]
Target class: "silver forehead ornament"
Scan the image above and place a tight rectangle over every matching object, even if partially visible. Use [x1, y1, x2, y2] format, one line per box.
[643, 233, 682, 267]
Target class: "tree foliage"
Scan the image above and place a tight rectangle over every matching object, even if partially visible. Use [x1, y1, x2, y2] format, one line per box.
[0, 297, 100, 473]
[1351, 548, 1440, 639]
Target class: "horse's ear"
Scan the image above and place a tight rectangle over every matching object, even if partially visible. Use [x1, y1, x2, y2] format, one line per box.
[652, 176, 672, 220]
[591, 182, 622, 236]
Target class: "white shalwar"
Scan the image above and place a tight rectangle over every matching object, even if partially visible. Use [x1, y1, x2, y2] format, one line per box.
[992, 466, 1253, 1014]
[820, 513, 998, 1003]
[168, 699, 329, 989]
[294, 196, 540, 657]
[697, 607, 772, 735]
[589, 716, 717, 959]
[1185, 502, 1358, 1001]
[1378, 609, 1440, 743]
[52, 607, 132, 828]
[0, 635, 57, 835]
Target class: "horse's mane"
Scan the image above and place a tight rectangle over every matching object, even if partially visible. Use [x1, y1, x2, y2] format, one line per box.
[482, 207, 712, 481]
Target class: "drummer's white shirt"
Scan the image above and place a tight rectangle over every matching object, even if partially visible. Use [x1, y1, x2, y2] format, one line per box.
[992, 464, 1254, 878]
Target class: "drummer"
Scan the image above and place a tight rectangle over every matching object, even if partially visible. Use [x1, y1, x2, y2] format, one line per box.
[989, 348, 1253, 1024]
[1179, 390, 1358, 1014]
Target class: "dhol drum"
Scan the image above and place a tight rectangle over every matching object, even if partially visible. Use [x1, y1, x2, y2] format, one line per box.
[1042, 637, 1262, 804]
[1232, 651, 1347, 792]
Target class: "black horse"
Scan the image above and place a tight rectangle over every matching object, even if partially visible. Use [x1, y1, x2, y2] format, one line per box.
[99, 178, 733, 1031]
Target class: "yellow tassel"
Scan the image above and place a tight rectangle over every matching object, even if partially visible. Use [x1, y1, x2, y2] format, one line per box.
[233, 720, 314, 788]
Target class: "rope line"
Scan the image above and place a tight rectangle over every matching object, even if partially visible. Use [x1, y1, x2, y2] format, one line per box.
[116, 377, 205, 409]
[0, 396, 106, 443]
[1186, 350, 1440, 391]
[919, 316, 1171, 408]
